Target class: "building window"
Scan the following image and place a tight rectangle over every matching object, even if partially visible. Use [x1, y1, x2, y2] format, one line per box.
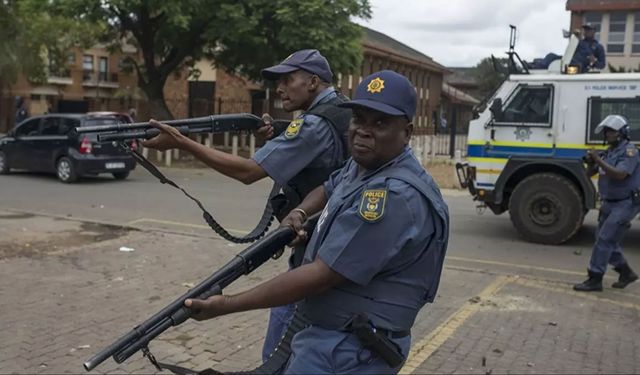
[67, 52, 76, 66]
[83, 55, 94, 81]
[607, 12, 627, 54]
[99, 57, 108, 81]
[584, 12, 602, 40]
[633, 12, 640, 54]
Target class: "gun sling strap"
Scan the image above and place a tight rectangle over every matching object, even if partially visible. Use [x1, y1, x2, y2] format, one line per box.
[146, 309, 311, 375]
[127, 147, 278, 244]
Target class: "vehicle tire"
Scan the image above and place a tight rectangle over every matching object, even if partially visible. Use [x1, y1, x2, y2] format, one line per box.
[0, 151, 9, 174]
[112, 171, 129, 180]
[509, 173, 584, 245]
[56, 157, 78, 183]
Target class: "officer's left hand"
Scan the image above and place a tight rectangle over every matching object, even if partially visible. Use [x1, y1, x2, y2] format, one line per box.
[141, 119, 185, 151]
[587, 148, 601, 163]
[280, 210, 308, 247]
[587, 55, 597, 65]
[184, 294, 228, 321]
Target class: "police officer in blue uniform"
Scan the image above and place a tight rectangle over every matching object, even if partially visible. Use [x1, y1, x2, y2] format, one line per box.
[184, 70, 450, 374]
[141, 49, 352, 360]
[570, 23, 606, 73]
[574, 115, 640, 292]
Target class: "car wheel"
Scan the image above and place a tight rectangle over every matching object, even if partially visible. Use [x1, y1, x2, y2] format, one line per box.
[56, 157, 78, 183]
[112, 171, 129, 180]
[509, 173, 584, 244]
[0, 151, 9, 174]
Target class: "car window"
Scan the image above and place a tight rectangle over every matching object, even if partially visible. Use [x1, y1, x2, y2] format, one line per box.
[15, 119, 41, 137]
[41, 117, 62, 136]
[59, 118, 80, 135]
[83, 116, 129, 127]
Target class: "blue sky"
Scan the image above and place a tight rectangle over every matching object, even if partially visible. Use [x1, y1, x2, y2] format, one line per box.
[356, 0, 570, 67]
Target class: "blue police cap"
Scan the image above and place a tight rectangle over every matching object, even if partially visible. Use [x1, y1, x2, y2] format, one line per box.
[261, 49, 333, 83]
[339, 70, 417, 120]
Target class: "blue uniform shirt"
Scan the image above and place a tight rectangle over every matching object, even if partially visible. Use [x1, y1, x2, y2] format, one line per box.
[252, 87, 344, 185]
[598, 140, 640, 200]
[300, 147, 448, 332]
[571, 38, 606, 71]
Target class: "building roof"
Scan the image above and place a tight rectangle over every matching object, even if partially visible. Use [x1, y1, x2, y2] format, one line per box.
[361, 26, 449, 74]
[566, 0, 640, 11]
[444, 67, 479, 88]
[442, 82, 480, 106]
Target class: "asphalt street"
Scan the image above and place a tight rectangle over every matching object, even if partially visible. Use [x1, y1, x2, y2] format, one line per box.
[1, 166, 640, 374]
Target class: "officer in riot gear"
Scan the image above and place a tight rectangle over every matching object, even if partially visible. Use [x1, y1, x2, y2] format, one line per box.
[141, 49, 351, 361]
[574, 114, 640, 292]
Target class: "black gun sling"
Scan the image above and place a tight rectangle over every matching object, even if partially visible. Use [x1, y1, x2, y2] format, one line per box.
[128, 147, 278, 244]
[151, 309, 311, 375]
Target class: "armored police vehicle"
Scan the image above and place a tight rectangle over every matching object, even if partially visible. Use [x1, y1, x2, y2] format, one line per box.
[456, 37, 640, 244]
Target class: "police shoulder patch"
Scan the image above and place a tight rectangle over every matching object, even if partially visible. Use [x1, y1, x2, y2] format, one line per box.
[626, 146, 638, 158]
[358, 189, 387, 222]
[284, 119, 304, 139]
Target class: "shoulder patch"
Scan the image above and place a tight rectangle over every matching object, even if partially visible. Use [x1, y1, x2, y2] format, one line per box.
[284, 119, 304, 139]
[626, 146, 637, 158]
[358, 189, 387, 222]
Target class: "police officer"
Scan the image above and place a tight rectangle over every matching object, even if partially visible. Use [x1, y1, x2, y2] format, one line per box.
[14, 96, 28, 126]
[184, 70, 449, 374]
[570, 23, 606, 73]
[141, 49, 351, 361]
[574, 115, 640, 292]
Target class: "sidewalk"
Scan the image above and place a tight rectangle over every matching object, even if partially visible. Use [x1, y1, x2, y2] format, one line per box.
[1, 210, 638, 374]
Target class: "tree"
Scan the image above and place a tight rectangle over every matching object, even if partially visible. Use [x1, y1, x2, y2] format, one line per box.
[61, 0, 371, 119]
[0, 0, 100, 88]
[471, 57, 509, 101]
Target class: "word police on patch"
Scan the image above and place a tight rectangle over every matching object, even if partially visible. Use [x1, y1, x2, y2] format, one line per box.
[285, 119, 304, 139]
[358, 189, 387, 222]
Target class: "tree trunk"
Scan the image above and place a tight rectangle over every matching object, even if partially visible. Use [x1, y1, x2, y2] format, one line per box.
[140, 80, 174, 120]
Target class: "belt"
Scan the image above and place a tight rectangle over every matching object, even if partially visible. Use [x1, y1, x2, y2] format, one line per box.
[374, 327, 411, 339]
[603, 197, 630, 202]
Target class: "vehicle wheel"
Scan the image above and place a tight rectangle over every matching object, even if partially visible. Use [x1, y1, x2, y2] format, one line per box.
[56, 157, 77, 183]
[0, 151, 9, 174]
[509, 173, 584, 245]
[112, 171, 129, 180]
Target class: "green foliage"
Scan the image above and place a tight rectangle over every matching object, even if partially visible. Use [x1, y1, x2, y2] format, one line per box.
[472, 57, 509, 100]
[0, 0, 101, 86]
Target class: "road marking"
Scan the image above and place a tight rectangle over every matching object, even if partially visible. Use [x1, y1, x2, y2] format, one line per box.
[126, 217, 249, 235]
[513, 277, 640, 311]
[447, 255, 595, 277]
[399, 275, 514, 374]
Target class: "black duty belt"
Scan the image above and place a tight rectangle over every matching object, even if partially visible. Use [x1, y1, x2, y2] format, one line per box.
[603, 197, 631, 202]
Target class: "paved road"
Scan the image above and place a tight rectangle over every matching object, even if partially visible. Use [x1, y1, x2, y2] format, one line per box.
[1, 168, 640, 374]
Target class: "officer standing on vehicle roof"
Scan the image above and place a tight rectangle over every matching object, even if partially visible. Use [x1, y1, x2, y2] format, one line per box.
[141, 49, 351, 361]
[184, 70, 449, 374]
[570, 23, 606, 73]
[574, 115, 639, 292]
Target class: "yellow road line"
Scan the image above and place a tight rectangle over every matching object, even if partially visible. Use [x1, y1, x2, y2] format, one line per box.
[513, 278, 640, 311]
[126, 217, 249, 235]
[400, 275, 513, 374]
[447, 256, 590, 277]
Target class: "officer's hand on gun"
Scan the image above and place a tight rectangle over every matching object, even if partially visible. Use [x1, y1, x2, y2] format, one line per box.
[141, 119, 186, 151]
[255, 113, 275, 142]
[584, 148, 602, 164]
[280, 208, 309, 247]
[184, 294, 227, 321]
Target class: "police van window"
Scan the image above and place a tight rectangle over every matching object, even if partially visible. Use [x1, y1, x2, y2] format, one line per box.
[59, 118, 80, 135]
[497, 86, 552, 126]
[588, 97, 640, 143]
[14, 119, 40, 137]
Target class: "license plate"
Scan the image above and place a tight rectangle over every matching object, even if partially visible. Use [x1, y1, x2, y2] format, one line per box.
[105, 162, 125, 169]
